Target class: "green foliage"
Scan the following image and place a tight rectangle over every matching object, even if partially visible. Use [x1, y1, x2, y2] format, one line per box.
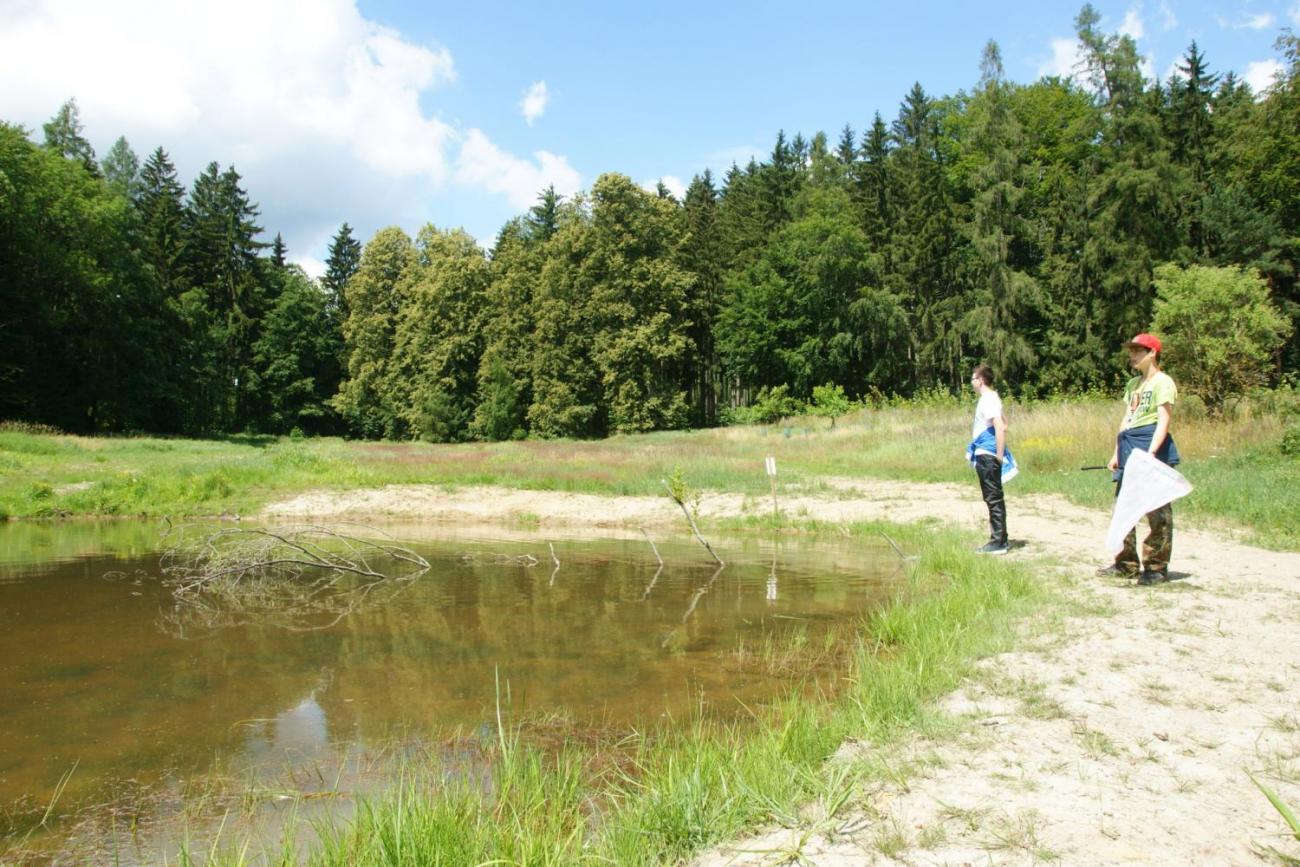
[1281, 427, 1300, 457]
[387, 227, 488, 442]
[251, 266, 342, 434]
[5, 16, 1300, 442]
[735, 384, 805, 425]
[1152, 263, 1293, 413]
[333, 227, 415, 438]
[810, 383, 853, 425]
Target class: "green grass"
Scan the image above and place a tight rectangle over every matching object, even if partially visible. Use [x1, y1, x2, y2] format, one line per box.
[2, 396, 1297, 548]
[148, 520, 1045, 866]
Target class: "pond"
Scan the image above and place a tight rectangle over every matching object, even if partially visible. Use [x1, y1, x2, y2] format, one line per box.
[0, 519, 901, 858]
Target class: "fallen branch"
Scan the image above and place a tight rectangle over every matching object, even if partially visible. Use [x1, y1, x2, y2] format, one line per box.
[156, 523, 430, 637]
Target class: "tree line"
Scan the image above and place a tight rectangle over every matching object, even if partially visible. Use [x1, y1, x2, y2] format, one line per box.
[2, 6, 1297, 439]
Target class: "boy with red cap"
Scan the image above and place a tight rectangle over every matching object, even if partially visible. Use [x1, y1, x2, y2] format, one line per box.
[1097, 333, 1181, 585]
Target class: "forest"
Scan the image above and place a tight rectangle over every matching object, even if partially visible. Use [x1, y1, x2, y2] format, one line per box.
[2, 6, 1297, 440]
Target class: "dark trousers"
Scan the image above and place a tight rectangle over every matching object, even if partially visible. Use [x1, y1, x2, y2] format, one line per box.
[974, 454, 1007, 545]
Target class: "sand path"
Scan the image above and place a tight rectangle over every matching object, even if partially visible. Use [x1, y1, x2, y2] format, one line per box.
[263, 480, 1300, 865]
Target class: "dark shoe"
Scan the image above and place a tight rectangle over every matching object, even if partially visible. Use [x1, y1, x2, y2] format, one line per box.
[1096, 564, 1139, 579]
[976, 541, 1009, 555]
[1137, 570, 1168, 586]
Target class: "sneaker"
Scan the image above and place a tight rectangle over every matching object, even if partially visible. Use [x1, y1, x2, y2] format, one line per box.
[1137, 570, 1168, 586]
[976, 541, 1009, 555]
[1096, 564, 1139, 579]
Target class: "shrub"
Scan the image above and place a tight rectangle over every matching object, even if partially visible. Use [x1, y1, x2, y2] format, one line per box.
[1152, 264, 1293, 415]
[747, 385, 805, 425]
[810, 383, 854, 427]
[1281, 427, 1300, 457]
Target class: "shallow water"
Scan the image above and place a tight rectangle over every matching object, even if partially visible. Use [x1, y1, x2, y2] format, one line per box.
[0, 520, 898, 845]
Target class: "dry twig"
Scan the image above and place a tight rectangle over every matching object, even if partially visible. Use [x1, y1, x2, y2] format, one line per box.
[156, 524, 431, 637]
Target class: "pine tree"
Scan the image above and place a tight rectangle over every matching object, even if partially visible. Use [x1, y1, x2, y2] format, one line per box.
[322, 222, 362, 319]
[835, 124, 857, 169]
[961, 40, 1043, 386]
[42, 98, 98, 175]
[528, 185, 563, 241]
[760, 131, 801, 233]
[853, 113, 894, 264]
[889, 82, 961, 387]
[183, 162, 267, 430]
[680, 171, 725, 424]
[101, 136, 140, 200]
[716, 161, 767, 268]
[252, 265, 342, 433]
[1076, 4, 1189, 349]
[270, 233, 287, 269]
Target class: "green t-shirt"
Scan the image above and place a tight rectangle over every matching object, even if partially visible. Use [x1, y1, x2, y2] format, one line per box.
[1122, 371, 1177, 430]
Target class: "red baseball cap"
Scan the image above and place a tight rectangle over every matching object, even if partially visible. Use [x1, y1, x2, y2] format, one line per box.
[1124, 333, 1161, 353]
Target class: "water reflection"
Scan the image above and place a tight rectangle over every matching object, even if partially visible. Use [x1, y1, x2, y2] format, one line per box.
[0, 521, 896, 837]
[243, 687, 332, 764]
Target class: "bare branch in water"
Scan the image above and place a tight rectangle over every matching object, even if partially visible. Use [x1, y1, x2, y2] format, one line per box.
[156, 524, 431, 637]
[660, 478, 724, 565]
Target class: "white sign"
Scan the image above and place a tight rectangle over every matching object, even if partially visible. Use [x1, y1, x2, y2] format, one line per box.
[765, 456, 777, 477]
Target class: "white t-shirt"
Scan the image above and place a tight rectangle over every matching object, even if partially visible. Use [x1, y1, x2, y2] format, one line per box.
[971, 390, 1003, 456]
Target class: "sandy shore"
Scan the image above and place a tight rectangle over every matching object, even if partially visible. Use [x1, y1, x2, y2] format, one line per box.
[263, 480, 1300, 865]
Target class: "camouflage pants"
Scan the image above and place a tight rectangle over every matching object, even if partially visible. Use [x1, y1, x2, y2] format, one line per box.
[1114, 501, 1174, 574]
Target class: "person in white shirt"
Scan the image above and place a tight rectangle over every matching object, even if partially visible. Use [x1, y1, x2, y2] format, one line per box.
[969, 364, 1009, 554]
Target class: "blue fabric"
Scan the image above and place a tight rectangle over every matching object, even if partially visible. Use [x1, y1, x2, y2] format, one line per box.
[966, 427, 1018, 482]
[1113, 423, 1180, 483]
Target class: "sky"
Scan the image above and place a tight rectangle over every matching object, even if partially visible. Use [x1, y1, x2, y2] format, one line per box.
[2, 0, 1296, 278]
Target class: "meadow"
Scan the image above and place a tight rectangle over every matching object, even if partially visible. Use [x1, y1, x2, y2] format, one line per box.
[3, 396, 1297, 863]
[2, 392, 1297, 549]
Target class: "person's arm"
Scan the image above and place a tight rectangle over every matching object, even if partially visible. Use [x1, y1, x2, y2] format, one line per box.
[993, 413, 1007, 463]
[1149, 402, 1172, 454]
[1108, 410, 1125, 471]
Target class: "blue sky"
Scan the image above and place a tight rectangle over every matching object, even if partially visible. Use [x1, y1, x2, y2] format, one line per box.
[2, 0, 1295, 276]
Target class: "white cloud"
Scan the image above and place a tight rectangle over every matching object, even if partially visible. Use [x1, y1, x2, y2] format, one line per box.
[707, 144, 764, 169]
[1119, 7, 1145, 39]
[1291, 2, 1300, 26]
[1037, 37, 1085, 80]
[1219, 11, 1277, 29]
[1244, 58, 1284, 93]
[1157, 0, 1177, 30]
[295, 255, 327, 281]
[455, 129, 580, 210]
[1139, 53, 1156, 83]
[0, 0, 581, 258]
[0, 0, 458, 180]
[519, 80, 549, 125]
[641, 176, 686, 199]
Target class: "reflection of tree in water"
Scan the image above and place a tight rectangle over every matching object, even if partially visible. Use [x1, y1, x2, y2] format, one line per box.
[155, 525, 431, 637]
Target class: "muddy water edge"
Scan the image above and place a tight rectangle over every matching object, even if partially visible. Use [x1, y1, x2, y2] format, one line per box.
[0, 519, 905, 862]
